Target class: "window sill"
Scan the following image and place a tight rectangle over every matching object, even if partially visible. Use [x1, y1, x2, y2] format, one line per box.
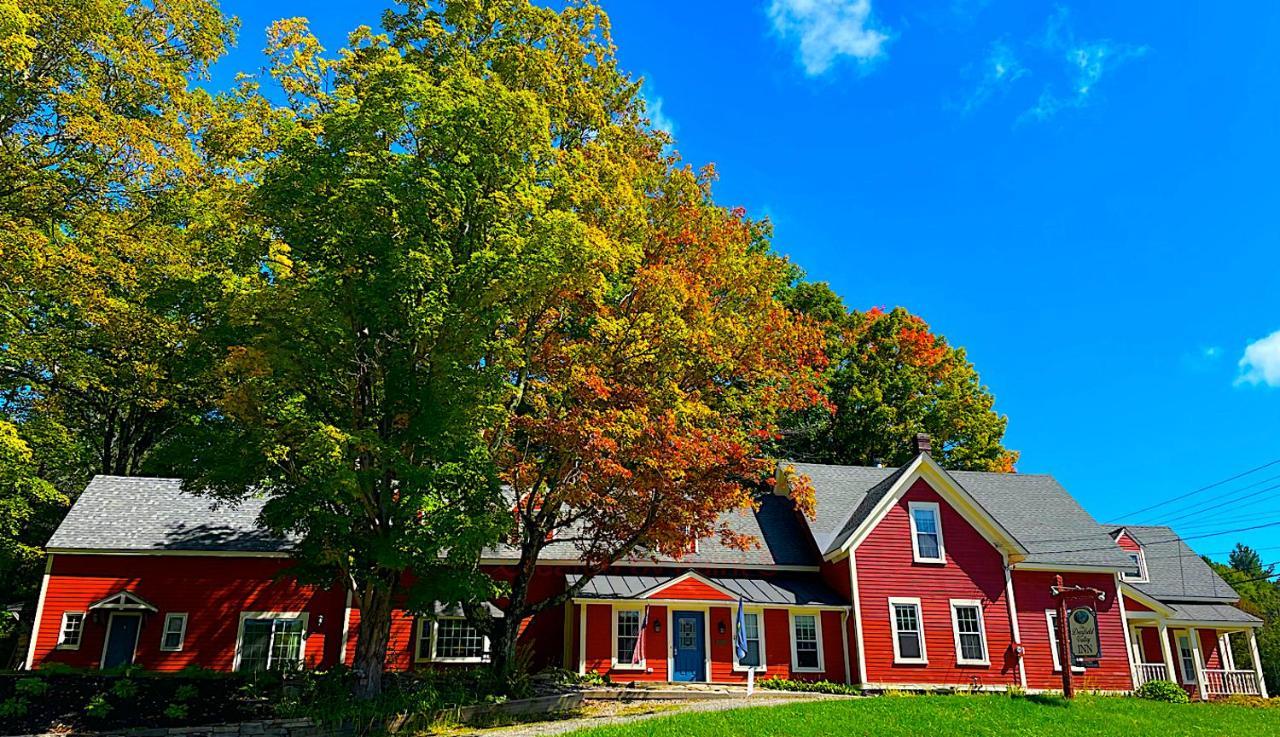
[159, 647, 184, 653]
[1052, 667, 1087, 674]
[956, 660, 990, 667]
[610, 663, 646, 671]
[418, 657, 490, 664]
[55, 644, 81, 650]
[893, 659, 928, 666]
[732, 664, 766, 673]
[792, 666, 824, 673]
[912, 558, 946, 566]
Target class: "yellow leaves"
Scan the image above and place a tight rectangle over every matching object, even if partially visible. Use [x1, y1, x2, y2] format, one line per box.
[0, 0, 36, 74]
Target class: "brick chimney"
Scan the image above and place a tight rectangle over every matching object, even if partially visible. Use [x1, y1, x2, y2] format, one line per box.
[913, 433, 932, 455]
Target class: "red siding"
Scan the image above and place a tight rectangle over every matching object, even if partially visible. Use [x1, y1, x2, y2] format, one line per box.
[1012, 570, 1131, 691]
[580, 603, 669, 682]
[32, 554, 345, 671]
[649, 578, 733, 601]
[855, 479, 1019, 688]
[821, 557, 859, 682]
[1114, 532, 1142, 552]
[1124, 594, 1153, 612]
[1138, 626, 1163, 664]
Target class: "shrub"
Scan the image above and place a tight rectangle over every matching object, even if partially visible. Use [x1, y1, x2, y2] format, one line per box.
[757, 677, 861, 696]
[85, 693, 113, 719]
[110, 677, 140, 699]
[0, 697, 30, 719]
[174, 684, 200, 702]
[1134, 679, 1190, 704]
[15, 678, 50, 698]
[1220, 694, 1278, 708]
[164, 702, 190, 720]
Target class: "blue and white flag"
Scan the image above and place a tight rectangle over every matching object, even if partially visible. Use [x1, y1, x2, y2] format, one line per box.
[734, 599, 749, 662]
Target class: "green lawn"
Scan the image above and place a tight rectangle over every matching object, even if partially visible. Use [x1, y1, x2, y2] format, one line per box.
[565, 695, 1279, 737]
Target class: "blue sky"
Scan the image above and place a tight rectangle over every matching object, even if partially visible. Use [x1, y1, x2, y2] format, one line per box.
[208, 1, 1280, 561]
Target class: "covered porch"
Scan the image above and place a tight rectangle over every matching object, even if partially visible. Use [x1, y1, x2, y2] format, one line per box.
[1125, 599, 1266, 699]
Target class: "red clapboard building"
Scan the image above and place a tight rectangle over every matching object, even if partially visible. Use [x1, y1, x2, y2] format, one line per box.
[24, 437, 1268, 697]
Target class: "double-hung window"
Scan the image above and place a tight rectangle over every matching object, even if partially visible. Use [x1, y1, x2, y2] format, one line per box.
[1045, 611, 1085, 673]
[1176, 633, 1196, 685]
[791, 613, 822, 671]
[908, 502, 945, 563]
[613, 609, 643, 668]
[949, 601, 989, 665]
[889, 598, 926, 664]
[160, 613, 188, 651]
[57, 612, 84, 649]
[237, 614, 305, 672]
[417, 617, 489, 663]
[734, 611, 763, 671]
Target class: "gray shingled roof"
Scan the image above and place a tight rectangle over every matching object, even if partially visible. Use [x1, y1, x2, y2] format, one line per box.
[1165, 601, 1260, 625]
[1120, 526, 1241, 603]
[46, 476, 293, 553]
[568, 573, 846, 606]
[788, 460, 1135, 569]
[484, 493, 819, 568]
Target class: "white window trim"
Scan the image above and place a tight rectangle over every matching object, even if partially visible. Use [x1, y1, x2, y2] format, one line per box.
[907, 501, 945, 564]
[232, 611, 308, 672]
[1120, 548, 1150, 583]
[789, 610, 825, 673]
[57, 611, 85, 650]
[1176, 632, 1196, 685]
[414, 617, 490, 664]
[160, 613, 188, 652]
[731, 608, 767, 673]
[1044, 610, 1085, 673]
[610, 605, 647, 671]
[889, 597, 928, 665]
[949, 600, 990, 666]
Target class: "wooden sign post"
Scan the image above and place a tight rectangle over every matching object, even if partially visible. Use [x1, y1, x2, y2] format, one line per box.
[1049, 574, 1106, 699]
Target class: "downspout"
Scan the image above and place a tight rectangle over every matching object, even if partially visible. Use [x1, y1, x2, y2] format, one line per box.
[840, 610, 852, 685]
[1003, 555, 1027, 690]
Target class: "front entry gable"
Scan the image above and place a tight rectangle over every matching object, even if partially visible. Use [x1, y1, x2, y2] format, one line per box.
[828, 453, 1029, 562]
[641, 571, 736, 601]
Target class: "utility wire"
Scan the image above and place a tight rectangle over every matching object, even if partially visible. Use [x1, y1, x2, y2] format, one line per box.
[1114, 458, 1280, 522]
[1149, 478, 1280, 526]
[1030, 519, 1280, 557]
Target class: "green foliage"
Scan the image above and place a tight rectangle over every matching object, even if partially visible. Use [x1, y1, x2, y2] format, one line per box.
[84, 693, 113, 720]
[14, 677, 49, 698]
[163, 702, 189, 720]
[0, 696, 29, 718]
[110, 677, 140, 700]
[1134, 679, 1190, 704]
[274, 668, 508, 727]
[174, 684, 199, 702]
[778, 285, 1018, 472]
[757, 676, 861, 695]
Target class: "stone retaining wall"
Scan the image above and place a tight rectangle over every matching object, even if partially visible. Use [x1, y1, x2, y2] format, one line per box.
[13, 718, 352, 737]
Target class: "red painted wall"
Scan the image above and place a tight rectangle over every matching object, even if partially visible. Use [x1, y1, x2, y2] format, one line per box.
[580, 602, 669, 682]
[854, 479, 1019, 688]
[1012, 570, 1131, 691]
[32, 554, 345, 671]
[650, 579, 732, 601]
[820, 557, 859, 683]
[1114, 532, 1141, 552]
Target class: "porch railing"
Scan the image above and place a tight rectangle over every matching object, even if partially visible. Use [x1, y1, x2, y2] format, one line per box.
[1136, 663, 1168, 686]
[1203, 669, 1262, 696]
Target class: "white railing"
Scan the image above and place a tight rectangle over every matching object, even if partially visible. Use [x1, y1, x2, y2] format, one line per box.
[1203, 669, 1262, 696]
[1136, 662, 1168, 685]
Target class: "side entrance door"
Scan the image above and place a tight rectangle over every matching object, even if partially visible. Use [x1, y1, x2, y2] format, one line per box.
[101, 614, 141, 669]
[671, 611, 705, 682]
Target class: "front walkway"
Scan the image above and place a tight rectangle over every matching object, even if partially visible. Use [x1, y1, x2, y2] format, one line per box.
[446, 692, 841, 736]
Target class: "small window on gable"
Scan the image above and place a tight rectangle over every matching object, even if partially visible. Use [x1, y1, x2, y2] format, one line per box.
[161, 613, 188, 651]
[58, 612, 84, 649]
[1120, 549, 1149, 583]
[908, 501, 945, 564]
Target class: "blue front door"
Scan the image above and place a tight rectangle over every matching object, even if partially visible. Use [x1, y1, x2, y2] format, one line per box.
[102, 614, 140, 669]
[671, 611, 705, 682]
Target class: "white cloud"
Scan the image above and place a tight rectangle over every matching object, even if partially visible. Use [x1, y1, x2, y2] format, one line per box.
[1021, 7, 1148, 122]
[646, 94, 675, 136]
[1237, 330, 1280, 388]
[962, 40, 1028, 113]
[1203, 346, 1222, 359]
[769, 0, 891, 77]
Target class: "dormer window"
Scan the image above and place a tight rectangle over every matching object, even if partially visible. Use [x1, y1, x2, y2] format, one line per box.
[908, 501, 945, 564]
[1121, 548, 1149, 583]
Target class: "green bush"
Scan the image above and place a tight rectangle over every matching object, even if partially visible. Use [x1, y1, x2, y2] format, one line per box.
[174, 683, 199, 702]
[15, 677, 50, 698]
[0, 697, 30, 718]
[757, 676, 861, 696]
[85, 693, 113, 719]
[110, 677, 140, 699]
[164, 702, 190, 720]
[1135, 679, 1190, 704]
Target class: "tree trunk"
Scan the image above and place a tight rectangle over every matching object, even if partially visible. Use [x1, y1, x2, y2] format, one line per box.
[487, 613, 523, 687]
[352, 583, 395, 699]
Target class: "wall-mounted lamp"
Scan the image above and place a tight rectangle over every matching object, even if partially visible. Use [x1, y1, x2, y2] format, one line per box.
[717, 621, 726, 635]
[653, 619, 662, 633]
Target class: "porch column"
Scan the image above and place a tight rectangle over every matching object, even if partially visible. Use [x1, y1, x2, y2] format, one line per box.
[1248, 628, 1269, 698]
[1157, 622, 1176, 684]
[1188, 627, 1208, 700]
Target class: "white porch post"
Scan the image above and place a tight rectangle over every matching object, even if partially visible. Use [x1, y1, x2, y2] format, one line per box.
[1188, 627, 1209, 700]
[1157, 622, 1176, 684]
[1248, 628, 1269, 698]
[1219, 632, 1234, 670]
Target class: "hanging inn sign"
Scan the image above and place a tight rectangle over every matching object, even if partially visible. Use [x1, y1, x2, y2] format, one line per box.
[1050, 575, 1106, 699]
